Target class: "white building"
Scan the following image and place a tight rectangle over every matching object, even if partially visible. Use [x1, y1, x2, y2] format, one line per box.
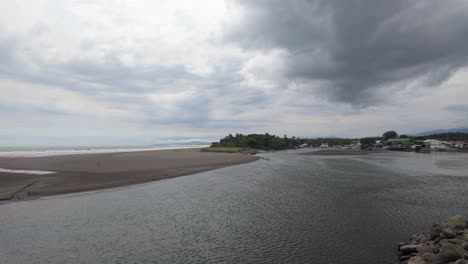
[453, 141, 468, 149]
[424, 139, 448, 149]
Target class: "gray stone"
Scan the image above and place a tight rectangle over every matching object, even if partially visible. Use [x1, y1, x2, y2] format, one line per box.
[421, 252, 435, 262]
[418, 245, 434, 255]
[437, 243, 462, 263]
[401, 244, 420, 255]
[448, 216, 466, 230]
[464, 234, 468, 242]
[456, 247, 468, 260]
[454, 259, 468, 264]
[431, 225, 444, 240]
[408, 256, 426, 264]
[448, 239, 465, 245]
[463, 242, 468, 250]
[443, 228, 457, 239]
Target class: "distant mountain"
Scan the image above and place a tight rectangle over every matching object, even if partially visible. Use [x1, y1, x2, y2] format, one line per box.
[411, 127, 468, 137]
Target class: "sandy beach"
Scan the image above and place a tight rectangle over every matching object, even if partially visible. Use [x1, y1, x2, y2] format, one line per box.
[0, 148, 257, 201]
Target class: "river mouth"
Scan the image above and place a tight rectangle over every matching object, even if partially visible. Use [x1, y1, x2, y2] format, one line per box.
[1, 150, 467, 264]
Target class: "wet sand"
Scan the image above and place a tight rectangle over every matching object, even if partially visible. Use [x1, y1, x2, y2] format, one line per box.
[0, 148, 257, 201]
[303, 149, 388, 156]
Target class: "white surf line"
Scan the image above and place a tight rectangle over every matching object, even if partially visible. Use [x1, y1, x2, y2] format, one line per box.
[0, 168, 56, 175]
[0, 145, 208, 158]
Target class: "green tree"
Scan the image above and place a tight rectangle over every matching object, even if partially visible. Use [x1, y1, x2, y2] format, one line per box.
[383, 131, 398, 140]
[399, 134, 408, 138]
[360, 137, 375, 146]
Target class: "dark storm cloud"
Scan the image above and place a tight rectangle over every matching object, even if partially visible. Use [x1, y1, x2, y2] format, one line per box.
[226, 0, 468, 105]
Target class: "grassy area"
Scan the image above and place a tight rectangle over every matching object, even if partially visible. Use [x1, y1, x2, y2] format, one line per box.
[200, 147, 251, 153]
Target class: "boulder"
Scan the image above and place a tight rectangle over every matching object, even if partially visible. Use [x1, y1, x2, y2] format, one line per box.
[462, 242, 468, 250]
[408, 256, 426, 264]
[454, 259, 468, 264]
[401, 245, 420, 255]
[417, 245, 434, 255]
[448, 239, 465, 245]
[443, 228, 457, 239]
[431, 225, 444, 240]
[421, 252, 435, 262]
[448, 215, 466, 230]
[464, 234, 468, 242]
[437, 243, 461, 263]
[456, 246, 468, 258]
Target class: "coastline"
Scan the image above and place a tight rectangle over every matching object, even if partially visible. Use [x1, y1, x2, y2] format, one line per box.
[302, 149, 389, 156]
[0, 148, 258, 202]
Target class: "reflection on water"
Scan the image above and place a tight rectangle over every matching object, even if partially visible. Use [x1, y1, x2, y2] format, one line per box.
[1, 151, 467, 264]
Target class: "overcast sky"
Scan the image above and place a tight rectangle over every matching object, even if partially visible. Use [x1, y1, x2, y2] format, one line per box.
[1, 0, 468, 146]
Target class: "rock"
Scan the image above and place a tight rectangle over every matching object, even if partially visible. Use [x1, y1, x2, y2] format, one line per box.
[420, 237, 430, 244]
[464, 242, 468, 251]
[437, 243, 462, 263]
[448, 215, 466, 230]
[408, 256, 426, 264]
[448, 239, 465, 245]
[431, 225, 444, 240]
[421, 252, 435, 262]
[456, 246, 468, 258]
[464, 234, 468, 242]
[418, 245, 434, 255]
[443, 228, 457, 239]
[401, 245, 420, 255]
[454, 259, 468, 264]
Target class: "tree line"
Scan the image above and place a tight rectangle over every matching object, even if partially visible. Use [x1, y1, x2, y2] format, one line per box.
[211, 133, 354, 150]
[211, 131, 468, 150]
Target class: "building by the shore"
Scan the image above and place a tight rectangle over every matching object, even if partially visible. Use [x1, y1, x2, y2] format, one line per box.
[387, 138, 412, 149]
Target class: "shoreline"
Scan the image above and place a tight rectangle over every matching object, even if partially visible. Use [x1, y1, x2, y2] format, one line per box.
[0, 148, 258, 202]
[302, 149, 389, 156]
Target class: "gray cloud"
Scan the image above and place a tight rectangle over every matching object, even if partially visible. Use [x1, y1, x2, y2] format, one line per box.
[446, 104, 468, 113]
[226, 0, 468, 106]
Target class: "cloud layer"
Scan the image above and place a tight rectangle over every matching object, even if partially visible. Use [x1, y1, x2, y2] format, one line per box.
[1, 0, 468, 145]
[227, 0, 468, 105]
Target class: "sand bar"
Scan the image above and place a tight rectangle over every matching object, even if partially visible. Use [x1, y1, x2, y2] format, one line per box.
[302, 149, 388, 156]
[0, 148, 257, 201]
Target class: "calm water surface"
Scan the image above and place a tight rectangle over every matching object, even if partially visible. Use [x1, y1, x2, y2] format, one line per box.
[1, 151, 468, 263]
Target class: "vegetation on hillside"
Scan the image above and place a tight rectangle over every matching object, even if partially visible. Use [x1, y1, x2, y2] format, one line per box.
[211, 133, 355, 150]
[210, 132, 468, 151]
[211, 133, 298, 150]
[414, 132, 468, 141]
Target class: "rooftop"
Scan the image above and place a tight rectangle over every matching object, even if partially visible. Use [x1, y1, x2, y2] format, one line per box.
[387, 138, 411, 143]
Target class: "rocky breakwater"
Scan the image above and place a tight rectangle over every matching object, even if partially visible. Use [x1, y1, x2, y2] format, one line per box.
[397, 215, 468, 264]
